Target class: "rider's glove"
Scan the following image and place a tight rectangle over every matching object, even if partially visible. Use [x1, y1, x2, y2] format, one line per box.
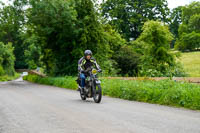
[98, 69, 102, 73]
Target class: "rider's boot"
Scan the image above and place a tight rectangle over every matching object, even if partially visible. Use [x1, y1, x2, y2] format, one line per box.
[77, 85, 81, 91]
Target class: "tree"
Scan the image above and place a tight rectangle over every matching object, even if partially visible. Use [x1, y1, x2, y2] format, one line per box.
[112, 45, 141, 76]
[23, 33, 42, 69]
[188, 14, 200, 33]
[169, 6, 182, 47]
[175, 2, 200, 51]
[98, 24, 127, 76]
[101, 0, 170, 41]
[74, 0, 112, 72]
[28, 0, 79, 75]
[0, 42, 15, 76]
[182, 2, 200, 25]
[175, 32, 200, 51]
[0, 0, 28, 69]
[134, 21, 182, 77]
[28, 0, 116, 76]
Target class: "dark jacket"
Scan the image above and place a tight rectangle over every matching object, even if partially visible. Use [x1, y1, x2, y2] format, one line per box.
[78, 57, 101, 73]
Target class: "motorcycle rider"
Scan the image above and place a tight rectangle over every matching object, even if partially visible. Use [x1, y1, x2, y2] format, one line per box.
[78, 50, 102, 94]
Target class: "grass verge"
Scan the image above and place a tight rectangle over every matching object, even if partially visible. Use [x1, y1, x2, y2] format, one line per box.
[0, 73, 21, 82]
[23, 75, 77, 90]
[179, 51, 200, 77]
[24, 75, 200, 110]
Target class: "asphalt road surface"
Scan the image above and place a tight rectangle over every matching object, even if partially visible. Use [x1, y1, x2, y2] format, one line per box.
[0, 80, 200, 133]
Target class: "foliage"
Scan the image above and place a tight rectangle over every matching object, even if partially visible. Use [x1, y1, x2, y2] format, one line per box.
[102, 78, 200, 110]
[74, 0, 115, 75]
[23, 33, 42, 69]
[0, 65, 5, 76]
[112, 45, 141, 76]
[0, 73, 20, 81]
[100, 24, 126, 76]
[175, 2, 200, 51]
[102, 24, 126, 53]
[28, 0, 79, 75]
[131, 20, 186, 77]
[0, 0, 28, 69]
[175, 32, 200, 51]
[188, 14, 200, 32]
[0, 0, 194, 77]
[181, 2, 200, 25]
[101, 0, 170, 40]
[27, 0, 122, 76]
[137, 20, 174, 76]
[24, 75, 200, 110]
[169, 6, 182, 39]
[23, 75, 77, 90]
[0, 42, 16, 76]
[169, 6, 182, 48]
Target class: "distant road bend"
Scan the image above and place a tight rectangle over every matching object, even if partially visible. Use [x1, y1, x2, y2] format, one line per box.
[0, 80, 200, 133]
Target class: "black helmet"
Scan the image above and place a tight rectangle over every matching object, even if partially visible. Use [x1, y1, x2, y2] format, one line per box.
[84, 50, 92, 56]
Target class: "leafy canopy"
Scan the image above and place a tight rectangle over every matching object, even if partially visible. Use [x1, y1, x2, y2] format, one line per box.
[0, 42, 15, 76]
[101, 0, 170, 41]
[0, 0, 28, 69]
[133, 21, 183, 77]
[175, 2, 200, 51]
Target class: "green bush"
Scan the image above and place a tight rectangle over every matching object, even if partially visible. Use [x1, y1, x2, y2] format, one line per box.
[175, 2, 200, 51]
[101, 79, 200, 110]
[139, 62, 187, 77]
[23, 75, 78, 90]
[175, 32, 200, 51]
[0, 73, 20, 81]
[24, 75, 200, 110]
[131, 20, 186, 77]
[0, 42, 15, 76]
[112, 45, 141, 76]
[0, 65, 5, 76]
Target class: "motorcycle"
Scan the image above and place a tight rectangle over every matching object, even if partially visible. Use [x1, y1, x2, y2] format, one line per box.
[77, 67, 102, 103]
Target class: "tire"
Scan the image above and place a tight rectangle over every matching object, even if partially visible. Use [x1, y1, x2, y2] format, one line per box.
[80, 91, 86, 101]
[93, 85, 102, 103]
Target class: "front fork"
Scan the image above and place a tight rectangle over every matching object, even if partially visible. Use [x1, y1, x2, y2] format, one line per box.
[92, 78, 101, 96]
[87, 76, 101, 97]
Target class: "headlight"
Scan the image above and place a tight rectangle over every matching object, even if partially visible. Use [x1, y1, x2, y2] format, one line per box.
[92, 69, 97, 74]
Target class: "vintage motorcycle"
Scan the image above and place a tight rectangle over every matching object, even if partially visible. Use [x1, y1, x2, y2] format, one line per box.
[77, 68, 102, 103]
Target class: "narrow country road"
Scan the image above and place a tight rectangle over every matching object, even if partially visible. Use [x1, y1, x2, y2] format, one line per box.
[0, 80, 200, 133]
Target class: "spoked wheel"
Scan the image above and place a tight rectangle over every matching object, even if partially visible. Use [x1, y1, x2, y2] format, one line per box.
[93, 85, 102, 103]
[80, 89, 86, 101]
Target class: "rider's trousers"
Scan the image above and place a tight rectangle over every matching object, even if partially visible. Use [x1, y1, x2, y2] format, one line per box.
[80, 73, 86, 88]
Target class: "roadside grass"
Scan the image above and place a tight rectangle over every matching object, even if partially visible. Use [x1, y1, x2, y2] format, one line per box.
[0, 73, 21, 82]
[23, 75, 78, 90]
[179, 51, 200, 77]
[24, 75, 200, 110]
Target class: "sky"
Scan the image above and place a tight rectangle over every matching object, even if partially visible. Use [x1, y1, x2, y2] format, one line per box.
[0, 0, 199, 9]
[167, 0, 198, 9]
[97, 0, 198, 9]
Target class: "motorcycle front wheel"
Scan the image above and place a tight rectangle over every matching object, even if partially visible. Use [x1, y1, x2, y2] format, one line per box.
[80, 90, 86, 101]
[93, 85, 102, 103]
